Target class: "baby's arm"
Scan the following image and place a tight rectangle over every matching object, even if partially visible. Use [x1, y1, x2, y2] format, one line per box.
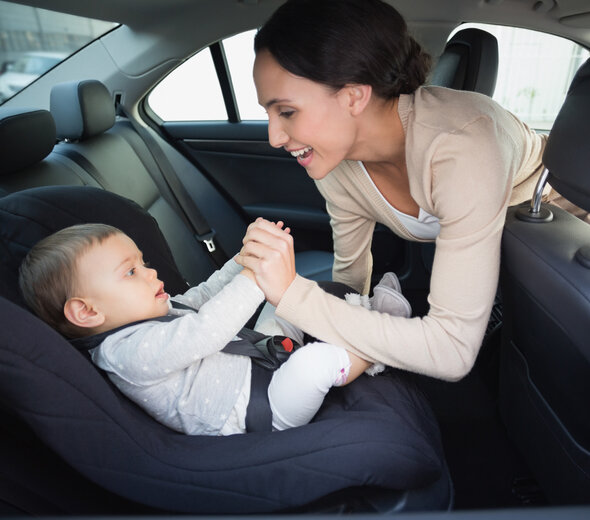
[174, 255, 247, 310]
[93, 274, 264, 384]
[175, 221, 289, 309]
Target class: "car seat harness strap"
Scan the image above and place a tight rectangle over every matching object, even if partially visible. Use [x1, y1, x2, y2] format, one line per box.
[69, 301, 300, 432]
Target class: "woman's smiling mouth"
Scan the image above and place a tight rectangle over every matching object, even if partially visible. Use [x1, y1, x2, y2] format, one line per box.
[289, 146, 313, 166]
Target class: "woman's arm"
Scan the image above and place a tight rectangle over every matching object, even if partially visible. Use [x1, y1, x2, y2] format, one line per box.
[323, 198, 376, 295]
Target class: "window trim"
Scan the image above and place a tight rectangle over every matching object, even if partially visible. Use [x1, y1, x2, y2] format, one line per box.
[210, 41, 240, 123]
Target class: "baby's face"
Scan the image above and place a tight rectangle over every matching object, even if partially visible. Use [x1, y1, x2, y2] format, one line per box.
[75, 233, 170, 332]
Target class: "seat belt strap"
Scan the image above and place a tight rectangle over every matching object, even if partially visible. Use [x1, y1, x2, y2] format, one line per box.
[245, 363, 273, 432]
[117, 106, 229, 267]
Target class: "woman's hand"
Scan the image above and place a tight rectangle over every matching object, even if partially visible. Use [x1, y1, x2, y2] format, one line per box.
[236, 218, 296, 306]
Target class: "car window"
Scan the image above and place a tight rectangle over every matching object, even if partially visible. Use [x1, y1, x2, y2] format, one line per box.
[449, 23, 590, 130]
[149, 24, 590, 128]
[147, 29, 265, 121]
[147, 46, 229, 121]
[0, 0, 117, 104]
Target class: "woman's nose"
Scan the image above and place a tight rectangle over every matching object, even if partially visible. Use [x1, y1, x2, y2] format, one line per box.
[268, 117, 288, 148]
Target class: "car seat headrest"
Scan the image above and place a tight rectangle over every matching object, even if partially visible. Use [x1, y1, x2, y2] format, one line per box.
[430, 28, 499, 96]
[0, 107, 56, 175]
[0, 186, 188, 308]
[50, 80, 115, 141]
[543, 58, 590, 212]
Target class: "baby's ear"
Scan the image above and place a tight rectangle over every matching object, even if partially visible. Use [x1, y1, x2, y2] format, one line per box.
[64, 298, 105, 329]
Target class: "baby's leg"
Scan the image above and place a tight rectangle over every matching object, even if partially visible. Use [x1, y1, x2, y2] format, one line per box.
[268, 342, 369, 431]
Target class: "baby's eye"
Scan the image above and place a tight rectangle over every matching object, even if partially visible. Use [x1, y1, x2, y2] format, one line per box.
[126, 267, 136, 276]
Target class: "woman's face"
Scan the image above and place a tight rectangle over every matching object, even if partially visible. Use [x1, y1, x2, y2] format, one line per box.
[253, 50, 359, 180]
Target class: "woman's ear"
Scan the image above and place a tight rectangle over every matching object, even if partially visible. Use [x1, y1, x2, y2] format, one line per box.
[342, 84, 372, 116]
[64, 298, 105, 329]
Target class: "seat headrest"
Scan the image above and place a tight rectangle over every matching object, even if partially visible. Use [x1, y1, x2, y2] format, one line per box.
[0, 107, 56, 175]
[50, 80, 115, 141]
[543, 58, 590, 212]
[430, 28, 499, 96]
[0, 186, 189, 308]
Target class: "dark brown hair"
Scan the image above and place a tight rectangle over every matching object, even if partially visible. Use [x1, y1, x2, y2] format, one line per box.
[254, 0, 431, 99]
[19, 223, 122, 338]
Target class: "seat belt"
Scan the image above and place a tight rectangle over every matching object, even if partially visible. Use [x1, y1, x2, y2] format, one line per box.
[116, 105, 229, 267]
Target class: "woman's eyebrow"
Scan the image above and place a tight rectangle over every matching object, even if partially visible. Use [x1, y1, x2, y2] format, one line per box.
[265, 98, 291, 109]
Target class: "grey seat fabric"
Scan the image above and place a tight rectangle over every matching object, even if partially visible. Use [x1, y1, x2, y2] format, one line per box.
[0, 107, 99, 191]
[49, 79, 333, 286]
[500, 58, 590, 504]
[430, 27, 499, 96]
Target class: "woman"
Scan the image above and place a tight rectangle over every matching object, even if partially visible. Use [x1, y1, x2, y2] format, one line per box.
[237, 0, 547, 381]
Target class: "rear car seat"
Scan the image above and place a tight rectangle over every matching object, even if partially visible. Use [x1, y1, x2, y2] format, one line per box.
[0, 107, 99, 191]
[48, 79, 333, 286]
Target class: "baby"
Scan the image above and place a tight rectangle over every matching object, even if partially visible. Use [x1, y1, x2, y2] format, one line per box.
[19, 223, 411, 435]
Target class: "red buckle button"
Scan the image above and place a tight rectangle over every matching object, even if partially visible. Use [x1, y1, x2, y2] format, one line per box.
[280, 338, 294, 352]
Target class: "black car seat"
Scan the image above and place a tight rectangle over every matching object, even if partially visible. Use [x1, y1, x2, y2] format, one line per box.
[0, 184, 452, 514]
[500, 58, 590, 503]
[430, 27, 499, 96]
[48, 79, 333, 286]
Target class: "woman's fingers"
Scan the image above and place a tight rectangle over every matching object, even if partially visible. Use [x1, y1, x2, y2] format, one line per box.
[243, 218, 291, 244]
[238, 218, 296, 305]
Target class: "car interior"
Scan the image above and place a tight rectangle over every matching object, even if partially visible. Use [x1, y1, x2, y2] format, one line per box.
[0, 0, 589, 518]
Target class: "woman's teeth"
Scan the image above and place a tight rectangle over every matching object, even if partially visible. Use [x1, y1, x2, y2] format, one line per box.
[290, 146, 312, 158]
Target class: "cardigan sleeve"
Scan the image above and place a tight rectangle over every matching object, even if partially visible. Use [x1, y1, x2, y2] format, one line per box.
[322, 196, 375, 295]
[277, 115, 517, 381]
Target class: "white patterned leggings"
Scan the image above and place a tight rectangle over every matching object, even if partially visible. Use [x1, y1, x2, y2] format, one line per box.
[267, 342, 351, 431]
[255, 302, 352, 431]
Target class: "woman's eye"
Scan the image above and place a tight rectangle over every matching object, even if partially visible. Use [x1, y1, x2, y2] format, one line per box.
[280, 110, 295, 119]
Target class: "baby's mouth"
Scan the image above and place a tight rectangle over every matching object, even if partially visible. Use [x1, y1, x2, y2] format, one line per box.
[155, 283, 167, 299]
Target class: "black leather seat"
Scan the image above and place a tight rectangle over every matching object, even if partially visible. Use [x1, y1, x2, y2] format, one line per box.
[500, 58, 590, 504]
[430, 27, 499, 96]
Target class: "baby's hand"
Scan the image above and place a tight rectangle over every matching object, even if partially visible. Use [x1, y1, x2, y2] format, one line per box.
[239, 265, 256, 282]
[273, 219, 291, 235]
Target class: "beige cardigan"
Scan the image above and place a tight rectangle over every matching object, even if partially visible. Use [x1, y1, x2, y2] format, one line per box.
[275, 86, 547, 381]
